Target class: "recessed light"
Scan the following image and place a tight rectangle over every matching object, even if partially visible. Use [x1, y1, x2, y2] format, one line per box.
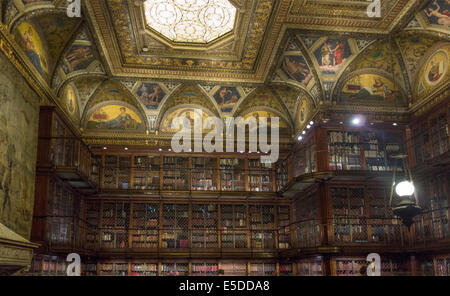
[339, 121, 344, 125]
[307, 124, 311, 129]
[124, 147, 128, 151]
[298, 136, 303, 141]
[158, 148, 162, 152]
[103, 147, 107, 150]
[393, 123, 398, 126]
[310, 121, 314, 125]
[352, 118, 361, 125]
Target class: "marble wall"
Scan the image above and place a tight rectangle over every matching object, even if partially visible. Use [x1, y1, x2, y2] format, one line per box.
[0, 52, 39, 239]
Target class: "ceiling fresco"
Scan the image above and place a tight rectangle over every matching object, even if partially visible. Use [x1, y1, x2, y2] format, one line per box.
[0, 0, 448, 142]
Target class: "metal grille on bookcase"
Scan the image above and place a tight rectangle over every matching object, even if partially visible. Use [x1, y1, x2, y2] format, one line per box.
[192, 204, 218, 248]
[132, 203, 159, 248]
[335, 259, 367, 276]
[162, 204, 189, 248]
[101, 202, 130, 248]
[328, 131, 361, 170]
[250, 205, 275, 249]
[221, 205, 247, 248]
[100, 262, 128, 276]
[250, 263, 276, 276]
[163, 157, 189, 191]
[103, 155, 118, 189]
[192, 263, 219, 276]
[130, 263, 158, 276]
[161, 263, 189, 276]
[220, 158, 245, 191]
[133, 156, 160, 190]
[278, 205, 290, 248]
[222, 262, 248, 276]
[192, 157, 218, 191]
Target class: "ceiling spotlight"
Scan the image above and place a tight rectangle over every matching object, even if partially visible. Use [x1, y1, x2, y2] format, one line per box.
[370, 122, 375, 126]
[158, 148, 162, 152]
[310, 121, 314, 125]
[168, 149, 172, 152]
[393, 123, 398, 126]
[142, 46, 149, 52]
[307, 124, 311, 129]
[124, 147, 128, 151]
[298, 136, 303, 141]
[103, 147, 107, 150]
[302, 131, 306, 135]
[339, 121, 344, 125]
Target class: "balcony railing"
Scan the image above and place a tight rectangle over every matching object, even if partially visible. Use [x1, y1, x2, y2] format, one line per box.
[101, 167, 274, 193]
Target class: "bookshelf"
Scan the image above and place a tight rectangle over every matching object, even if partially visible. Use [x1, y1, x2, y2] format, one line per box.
[220, 158, 245, 191]
[328, 131, 362, 170]
[221, 262, 248, 276]
[293, 137, 316, 176]
[132, 203, 159, 248]
[297, 258, 323, 276]
[133, 156, 160, 190]
[331, 187, 368, 243]
[102, 155, 132, 189]
[163, 156, 189, 191]
[85, 200, 99, 248]
[435, 256, 450, 276]
[279, 263, 293, 276]
[161, 204, 189, 248]
[248, 159, 273, 192]
[100, 262, 128, 276]
[130, 263, 158, 276]
[191, 204, 218, 248]
[363, 131, 403, 171]
[191, 157, 218, 191]
[101, 202, 130, 248]
[276, 159, 288, 191]
[221, 204, 248, 248]
[335, 258, 367, 276]
[250, 263, 276, 276]
[83, 263, 98, 276]
[161, 263, 189, 276]
[249, 205, 275, 249]
[277, 205, 290, 249]
[191, 263, 219, 276]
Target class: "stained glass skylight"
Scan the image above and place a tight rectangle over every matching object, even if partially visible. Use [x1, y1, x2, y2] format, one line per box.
[144, 0, 237, 44]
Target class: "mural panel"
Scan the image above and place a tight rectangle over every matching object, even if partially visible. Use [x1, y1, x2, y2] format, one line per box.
[424, 0, 450, 27]
[417, 45, 450, 99]
[16, 22, 48, 75]
[160, 108, 214, 133]
[341, 74, 401, 103]
[87, 105, 144, 131]
[136, 83, 166, 110]
[213, 87, 241, 113]
[314, 39, 352, 74]
[62, 44, 96, 74]
[242, 110, 289, 135]
[65, 85, 77, 115]
[281, 55, 313, 85]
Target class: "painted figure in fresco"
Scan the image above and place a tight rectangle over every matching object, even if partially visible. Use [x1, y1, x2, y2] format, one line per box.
[372, 78, 393, 98]
[65, 46, 94, 70]
[138, 84, 164, 108]
[321, 42, 333, 67]
[104, 107, 135, 130]
[282, 57, 310, 82]
[428, 58, 443, 82]
[332, 41, 346, 66]
[426, 1, 450, 27]
[23, 27, 44, 74]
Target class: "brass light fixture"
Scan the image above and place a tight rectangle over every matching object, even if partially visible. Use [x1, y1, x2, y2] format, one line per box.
[389, 154, 421, 227]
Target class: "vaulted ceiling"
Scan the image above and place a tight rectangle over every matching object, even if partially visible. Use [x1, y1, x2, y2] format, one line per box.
[1, 0, 449, 143]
